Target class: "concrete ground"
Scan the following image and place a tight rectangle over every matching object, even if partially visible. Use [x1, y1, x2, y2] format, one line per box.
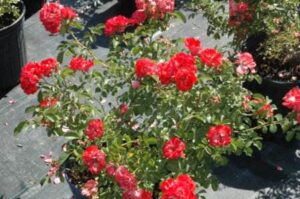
[0, 0, 299, 198]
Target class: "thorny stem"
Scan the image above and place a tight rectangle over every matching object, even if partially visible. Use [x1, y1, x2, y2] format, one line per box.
[242, 120, 283, 132]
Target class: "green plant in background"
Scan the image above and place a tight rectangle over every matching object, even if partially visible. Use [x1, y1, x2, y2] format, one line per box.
[0, 0, 21, 28]
[187, 0, 300, 81]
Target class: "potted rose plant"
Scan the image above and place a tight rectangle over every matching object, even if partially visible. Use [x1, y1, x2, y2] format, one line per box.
[0, 0, 27, 91]
[15, 1, 299, 198]
[187, 0, 300, 115]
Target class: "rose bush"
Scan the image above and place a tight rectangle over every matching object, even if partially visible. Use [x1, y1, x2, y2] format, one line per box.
[187, 0, 300, 81]
[15, 1, 299, 198]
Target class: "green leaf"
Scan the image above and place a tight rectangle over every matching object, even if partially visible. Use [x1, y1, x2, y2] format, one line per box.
[171, 11, 187, 23]
[58, 152, 70, 165]
[37, 91, 43, 102]
[253, 141, 262, 150]
[145, 137, 158, 145]
[25, 106, 36, 113]
[61, 68, 74, 78]
[57, 51, 64, 63]
[14, 120, 30, 135]
[40, 176, 49, 186]
[286, 130, 295, 142]
[269, 124, 278, 133]
[70, 20, 84, 31]
[64, 132, 80, 140]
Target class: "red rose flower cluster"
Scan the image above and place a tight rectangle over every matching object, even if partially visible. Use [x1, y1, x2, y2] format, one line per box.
[135, 58, 157, 78]
[235, 52, 256, 75]
[20, 58, 58, 95]
[104, 15, 130, 37]
[184, 37, 202, 56]
[104, 0, 175, 36]
[105, 164, 152, 199]
[82, 145, 106, 175]
[135, 0, 175, 19]
[135, 52, 198, 92]
[84, 119, 104, 140]
[283, 87, 300, 123]
[206, 124, 232, 147]
[228, 0, 253, 27]
[160, 174, 197, 199]
[283, 87, 300, 112]
[184, 37, 224, 69]
[199, 48, 223, 69]
[39, 2, 77, 34]
[162, 137, 186, 159]
[39, 97, 58, 108]
[69, 56, 94, 72]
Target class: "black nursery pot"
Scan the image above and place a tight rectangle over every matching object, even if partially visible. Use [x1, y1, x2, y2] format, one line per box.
[23, 0, 45, 19]
[117, 0, 136, 17]
[0, 1, 27, 90]
[65, 174, 87, 199]
[244, 78, 300, 115]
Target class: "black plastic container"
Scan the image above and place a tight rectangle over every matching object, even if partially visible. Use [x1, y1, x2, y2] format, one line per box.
[65, 174, 87, 199]
[118, 0, 136, 17]
[0, 1, 27, 90]
[24, 0, 45, 19]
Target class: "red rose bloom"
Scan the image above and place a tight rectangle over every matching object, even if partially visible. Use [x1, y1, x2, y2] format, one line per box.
[206, 124, 232, 147]
[20, 62, 42, 95]
[135, 0, 147, 10]
[39, 2, 62, 33]
[85, 119, 104, 140]
[61, 7, 77, 20]
[282, 87, 300, 112]
[169, 52, 197, 73]
[163, 137, 186, 159]
[199, 48, 223, 68]
[106, 163, 117, 176]
[160, 174, 196, 199]
[135, 58, 157, 78]
[120, 104, 129, 114]
[158, 62, 176, 85]
[156, 0, 175, 14]
[104, 15, 130, 36]
[39, 97, 58, 108]
[175, 69, 197, 92]
[82, 145, 106, 175]
[184, 37, 202, 56]
[122, 189, 153, 199]
[130, 10, 147, 25]
[69, 56, 94, 72]
[114, 166, 137, 191]
[81, 179, 98, 197]
[40, 58, 58, 77]
[131, 80, 141, 89]
[235, 52, 256, 75]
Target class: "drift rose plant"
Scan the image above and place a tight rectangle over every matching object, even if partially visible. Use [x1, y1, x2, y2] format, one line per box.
[15, 1, 299, 198]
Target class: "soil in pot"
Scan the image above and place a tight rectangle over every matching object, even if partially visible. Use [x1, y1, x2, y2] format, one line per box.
[245, 33, 300, 82]
[244, 33, 300, 115]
